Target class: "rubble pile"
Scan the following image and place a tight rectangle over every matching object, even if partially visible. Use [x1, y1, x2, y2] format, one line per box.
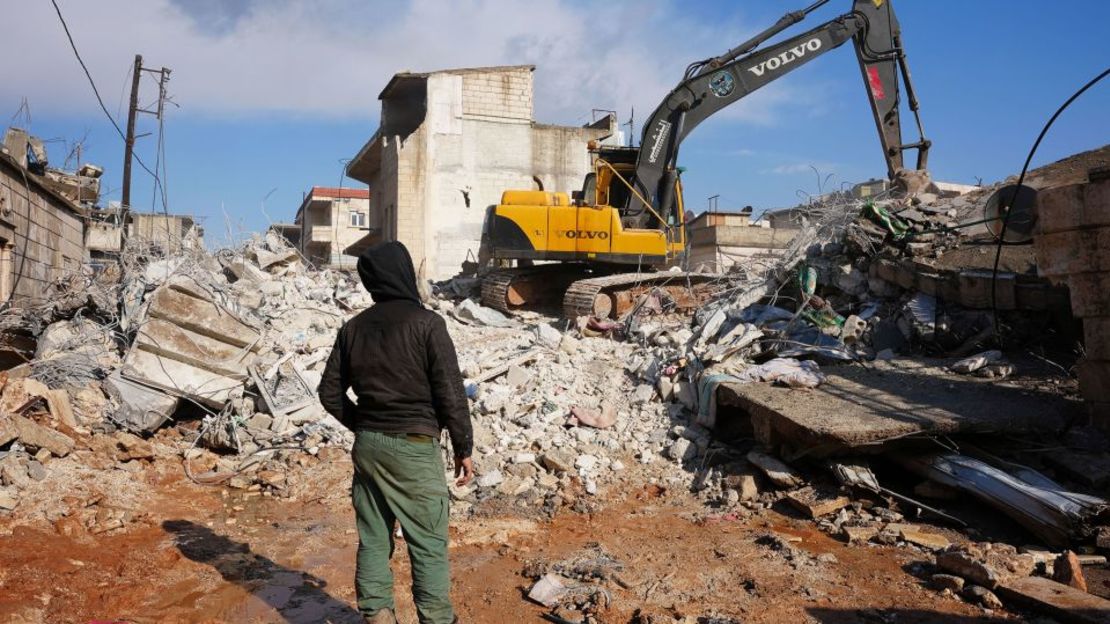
[0, 231, 366, 518]
[421, 156, 1109, 538]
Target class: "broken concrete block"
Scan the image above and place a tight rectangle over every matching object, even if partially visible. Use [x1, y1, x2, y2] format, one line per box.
[746, 450, 803, 489]
[114, 431, 155, 461]
[936, 547, 1037, 590]
[666, 438, 696, 462]
[575, 454, 598, 472]
[248, 413, 274, 431]
[937, 550, 999, 588]
[222, 258, 271, 283]
[1052, 551, 1088, 592]
[0, 487, 18, 511]
[632, 383, 655, 404]
[528, 573, 568, 607]
[899, 527, 952, 551]
[251, 362, 315, 417]
[558, 335, 579, 355]
[657, 376, 674, 402]
[962, 585, 1004, 610]
[931, 574, 965, 592]
[1097, 526, 1110, 551]
[104, 372, 178, 433]
[839, 521, 874, 541]
[25, 460, 45, 481]
[0, 457, 31, 489]
[43, 389, 80, 432]
[123, 282, 260, 408]
[0, 419, 18, 448]
[9, 415, 75, 457]
[476, 470, 504, 489]
[541, 451, 574, 474]
[534, 323, 561, 349]
[724, 473, 759, 502]
[505, 365, 531, 388]
[998, 576, 1110, 624]
[254, 247, 299, 270]
[452, 299, 513, 328]
[70, 384, 109, 426]
[786, 487, 850, 518]
[135, 318, 255, 376]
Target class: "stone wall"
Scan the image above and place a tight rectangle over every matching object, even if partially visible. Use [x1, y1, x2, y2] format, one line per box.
[461, 68, 533, 121]
[1033, 175, 1110, 424]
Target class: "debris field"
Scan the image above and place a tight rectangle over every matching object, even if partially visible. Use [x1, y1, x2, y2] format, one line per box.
[1, 144, 1109, 623]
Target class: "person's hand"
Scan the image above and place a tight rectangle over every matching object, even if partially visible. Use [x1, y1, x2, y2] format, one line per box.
[454, 456, 474, 486]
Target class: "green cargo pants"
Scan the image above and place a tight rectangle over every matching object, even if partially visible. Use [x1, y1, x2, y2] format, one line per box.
[351, 430, 455, 624]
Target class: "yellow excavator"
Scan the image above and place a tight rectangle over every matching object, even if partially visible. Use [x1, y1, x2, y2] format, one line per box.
[481, 0, 931, 319]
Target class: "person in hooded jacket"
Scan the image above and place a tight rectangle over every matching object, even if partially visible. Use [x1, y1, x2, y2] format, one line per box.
[319, 241, 473, 624]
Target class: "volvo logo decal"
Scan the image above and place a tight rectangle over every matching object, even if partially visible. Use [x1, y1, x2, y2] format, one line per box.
[709, 71, 735, 98]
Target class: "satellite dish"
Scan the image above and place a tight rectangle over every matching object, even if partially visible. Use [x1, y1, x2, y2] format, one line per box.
[984, 184, 1038, 243]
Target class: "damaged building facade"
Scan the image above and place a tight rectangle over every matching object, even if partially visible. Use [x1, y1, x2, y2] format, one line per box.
[0, 133, 86, 304]
[345, 65, 612, 280]
[275, 186, 370, 270]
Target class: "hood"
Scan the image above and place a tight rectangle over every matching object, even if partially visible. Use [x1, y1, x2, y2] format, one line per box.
[357, 241, 422, 304]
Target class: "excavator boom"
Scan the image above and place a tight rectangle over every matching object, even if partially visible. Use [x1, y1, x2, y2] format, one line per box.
[629, 0, 930, 228]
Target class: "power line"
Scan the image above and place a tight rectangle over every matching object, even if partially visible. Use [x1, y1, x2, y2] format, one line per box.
[990, 65, 1110, 342]
[49, 0, 164, 197]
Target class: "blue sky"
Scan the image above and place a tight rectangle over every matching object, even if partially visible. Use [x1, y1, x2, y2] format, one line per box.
[4, 1, 1108, 246]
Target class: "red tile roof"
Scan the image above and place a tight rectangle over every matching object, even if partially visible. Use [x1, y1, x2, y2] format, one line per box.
[310, 186, 369, 200]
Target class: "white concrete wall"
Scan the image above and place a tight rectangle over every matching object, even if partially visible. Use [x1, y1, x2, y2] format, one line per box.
[414, 70, 597, 280]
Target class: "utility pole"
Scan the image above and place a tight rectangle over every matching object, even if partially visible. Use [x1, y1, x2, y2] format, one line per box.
[625, 107, 635, 148]
[708, 194, 719, 212]
[121, 54, 142, 214]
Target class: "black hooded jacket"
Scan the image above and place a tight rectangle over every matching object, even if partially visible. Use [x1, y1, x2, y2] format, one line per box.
[318, 241, 473, 458]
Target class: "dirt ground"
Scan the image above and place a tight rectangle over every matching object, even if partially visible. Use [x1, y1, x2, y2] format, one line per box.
[0, 453, 1017, 624]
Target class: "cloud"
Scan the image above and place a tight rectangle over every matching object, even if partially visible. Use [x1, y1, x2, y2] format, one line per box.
[5, 0, 823, 129]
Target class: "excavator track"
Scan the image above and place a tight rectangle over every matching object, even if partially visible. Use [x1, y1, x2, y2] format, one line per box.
[480, 265, 590, 314]
[562, 271, 722, 319]
[482, 265, 722, 319]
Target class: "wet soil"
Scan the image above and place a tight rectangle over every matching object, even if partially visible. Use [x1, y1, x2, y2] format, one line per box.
[0, 456, 1016, 624]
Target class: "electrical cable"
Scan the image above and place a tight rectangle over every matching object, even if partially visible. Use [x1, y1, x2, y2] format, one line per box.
[990, 66, 1110, 343]
[49, 0, 164, 199]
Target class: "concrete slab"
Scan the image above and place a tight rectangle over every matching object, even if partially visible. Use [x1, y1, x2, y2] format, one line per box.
[122, 349, 245, 408]
[121, 282, 260, 409]
[717, 358, 1080, 455]
[146, 285, 261, 348]
[135, 318, 255, 376]
[104, 372, 179, 433]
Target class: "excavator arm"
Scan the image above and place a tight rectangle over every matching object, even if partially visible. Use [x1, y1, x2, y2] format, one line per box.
[628, 0, 930, 228]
